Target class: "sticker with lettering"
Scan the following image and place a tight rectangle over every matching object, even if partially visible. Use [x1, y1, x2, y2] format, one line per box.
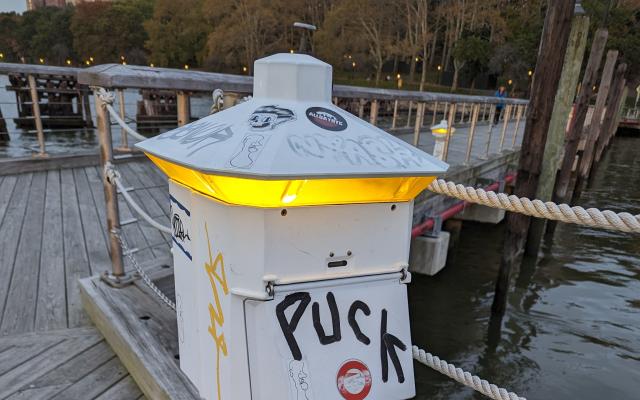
[336, 359, 372, 400]
[306, 107, 348, 131]
[170, 195, 192, 260]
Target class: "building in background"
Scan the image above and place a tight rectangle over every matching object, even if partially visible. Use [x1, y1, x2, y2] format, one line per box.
[27, 0, 66, 10]
[26, 0, 112, 10]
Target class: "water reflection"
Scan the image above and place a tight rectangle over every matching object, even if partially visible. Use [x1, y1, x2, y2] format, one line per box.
[410, 136, 640, 399]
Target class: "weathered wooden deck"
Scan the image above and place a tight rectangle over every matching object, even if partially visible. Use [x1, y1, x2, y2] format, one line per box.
[0, 159, 170, 399]
[0, 119, 523, 399]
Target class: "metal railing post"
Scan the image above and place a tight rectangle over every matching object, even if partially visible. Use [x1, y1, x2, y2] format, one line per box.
[459, 103, 466, 123]
[464, 104, 480, 165]
[177, 91, 190, 126]
[432, 101, 439, 125]
[117, 89, 129, 150]
[27, 74, 46, 157]
[498, 104, 512, 152]
[406, 101, 413, 127]
[442, 103, 457, 162]
[420, 100, 426, 127]
[484, 105, 496, 159]
[369, 99, 379, 126]
[391, 99, 399, 129]
[413, 102, 424, 147]
[94, 89, 125, 280]
[511, 105, 524, 149]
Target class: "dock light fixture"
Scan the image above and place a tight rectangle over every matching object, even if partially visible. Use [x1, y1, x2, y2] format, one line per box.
[289, 49, 294, 54]
[437, 65, 442, 71]
[242, 66, 247, 72]
[39, 58, 44, 64]
[184, 64, 189, 70]
[137, 53, 448, 400]
[89, 56, 94, 62]
[150, 63, 154, 67]
[66, 59, 72, 65]
[508, 79, 513, 85]
[352, 61, 356, 68]
[528, 70, 533, 76]
[431, 119, 455, 160]
[85, 60, 90, 65]
[0, 52, 4, 59]
[397, 73, 401, 79]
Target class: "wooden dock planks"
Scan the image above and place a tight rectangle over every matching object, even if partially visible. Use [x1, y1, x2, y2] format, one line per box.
[0, 159, 171, 337]
[0, 328, 142, 400]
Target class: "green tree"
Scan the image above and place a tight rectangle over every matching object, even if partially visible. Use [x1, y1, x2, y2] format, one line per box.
[144, 0, 209, 68]
[0, 13, 22, 62]
[17, 6, 74, 65]
[71, 0, 152, 65]
[451, 35, 489, 91]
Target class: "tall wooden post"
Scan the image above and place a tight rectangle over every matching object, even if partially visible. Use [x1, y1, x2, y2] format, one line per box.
[573, 50, 618, 200]
[492, 0, 575, 316]
[526, 8, 589, 255]
[548, 29, 608, 235]
[595, 64, 626, 163]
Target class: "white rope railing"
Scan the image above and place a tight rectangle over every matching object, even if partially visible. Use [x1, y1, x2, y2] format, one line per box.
[96, 88, 148, 142]
[428, 179, 640, 233]
[104, 163, 171, 235]
[412, 346, 525, 400]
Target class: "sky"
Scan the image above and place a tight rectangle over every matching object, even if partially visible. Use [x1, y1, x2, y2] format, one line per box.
[0, 0, 27, 13]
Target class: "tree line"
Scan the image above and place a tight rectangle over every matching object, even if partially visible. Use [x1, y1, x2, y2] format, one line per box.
[0, 0, 638, 93]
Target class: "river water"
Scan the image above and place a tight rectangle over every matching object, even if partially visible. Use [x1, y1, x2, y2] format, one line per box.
[410, 135, 640, 399]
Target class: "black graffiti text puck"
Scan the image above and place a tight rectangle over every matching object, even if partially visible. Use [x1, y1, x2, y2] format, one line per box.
[306, 107, 348, 131]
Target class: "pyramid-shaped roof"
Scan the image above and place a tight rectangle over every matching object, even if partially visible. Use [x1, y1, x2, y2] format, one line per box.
[136, 54, 448, 180]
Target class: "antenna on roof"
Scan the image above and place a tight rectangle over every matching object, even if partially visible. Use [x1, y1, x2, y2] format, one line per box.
[293, 22, 317, 55]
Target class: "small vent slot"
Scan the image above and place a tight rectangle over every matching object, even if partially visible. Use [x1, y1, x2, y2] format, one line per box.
[328, 260, 348, 268]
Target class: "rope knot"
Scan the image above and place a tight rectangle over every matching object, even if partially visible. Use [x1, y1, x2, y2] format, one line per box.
[96, 87, 116, 105]
[104, 161, 121, 185]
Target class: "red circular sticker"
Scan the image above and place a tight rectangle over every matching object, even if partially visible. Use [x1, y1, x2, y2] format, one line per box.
[336, 359, 372, 400]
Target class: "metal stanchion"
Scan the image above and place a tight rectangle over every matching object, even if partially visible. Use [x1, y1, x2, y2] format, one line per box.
[27, 75, 46, 157]
[511, 105, 523, 149]
[369, 99, 379, 126]
[464, 104, 480, 165]
[117, 89, 129, 151]
[442, 103, 457, 162]
[94, 89, 128, 286]
[391, 99, 399, 129]
[413, 102, 425, 147]
[498, 104, 512, 152]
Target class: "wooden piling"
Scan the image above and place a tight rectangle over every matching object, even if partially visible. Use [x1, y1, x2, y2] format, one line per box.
[492, 0, 575, 316]
[594, 63, 627, 163]
[573, 50, 618, 201]
[548, 29, 608, 235]
[526, 10, 589, 255]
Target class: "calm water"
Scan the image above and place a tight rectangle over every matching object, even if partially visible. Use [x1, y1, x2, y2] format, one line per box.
[410, 136, 640, 399]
